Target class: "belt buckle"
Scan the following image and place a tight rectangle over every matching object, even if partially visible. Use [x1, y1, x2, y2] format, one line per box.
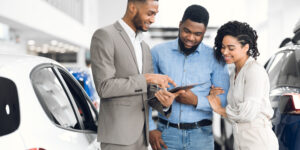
[178, 123, 181, 129]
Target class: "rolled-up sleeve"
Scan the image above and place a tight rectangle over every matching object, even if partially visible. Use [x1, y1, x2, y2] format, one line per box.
[196, 61, 230, 111]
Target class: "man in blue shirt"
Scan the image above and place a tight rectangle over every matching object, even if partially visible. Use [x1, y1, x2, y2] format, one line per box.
[149, 5, 230, 150]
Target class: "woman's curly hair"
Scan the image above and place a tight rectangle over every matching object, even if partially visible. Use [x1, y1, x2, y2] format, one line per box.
[214, 21, 259, 65]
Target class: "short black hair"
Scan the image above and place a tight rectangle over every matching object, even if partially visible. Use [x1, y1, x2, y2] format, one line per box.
[214, 21, 259, 65]
[181, 5, 209, 27]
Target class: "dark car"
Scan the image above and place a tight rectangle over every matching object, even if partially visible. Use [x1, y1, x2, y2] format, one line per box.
[264, 20, 300, 150]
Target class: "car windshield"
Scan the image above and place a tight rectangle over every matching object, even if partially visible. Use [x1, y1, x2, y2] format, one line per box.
[268, 50, 300, 89]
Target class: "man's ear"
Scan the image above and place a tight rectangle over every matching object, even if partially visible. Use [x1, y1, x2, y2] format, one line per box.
[128, 2, 137, 16]
[179, 21, 182, 28]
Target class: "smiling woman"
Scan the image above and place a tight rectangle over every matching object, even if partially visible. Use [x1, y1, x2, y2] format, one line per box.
[207, 21, 279, 150]
[214, 21, 260, 66]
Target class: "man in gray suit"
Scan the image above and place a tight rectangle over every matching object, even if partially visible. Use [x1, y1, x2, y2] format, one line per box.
[90, 0, 184, 149]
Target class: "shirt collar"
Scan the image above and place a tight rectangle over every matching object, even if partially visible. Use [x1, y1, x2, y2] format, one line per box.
[244, 56, 255, 66]
[118, 19, 143, 42]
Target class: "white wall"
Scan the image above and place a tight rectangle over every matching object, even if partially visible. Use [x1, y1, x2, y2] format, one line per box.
[241, 0, 300, 64]
[266, 0, 300, 59]
[1, 0, 298, 65]
[152, 0, 300, 64]
[97, 0, 127, 27]
[0, 41, 26, 54]
[84, 0, 102, 34]
[0, 0, 92, 48]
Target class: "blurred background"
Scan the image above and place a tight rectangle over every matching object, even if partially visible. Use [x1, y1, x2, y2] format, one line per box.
[0, 0, 299, 68]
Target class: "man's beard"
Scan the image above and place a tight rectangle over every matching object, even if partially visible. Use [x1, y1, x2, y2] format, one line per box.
[178, 37, 200, 56]
[133, 11, 146, 32]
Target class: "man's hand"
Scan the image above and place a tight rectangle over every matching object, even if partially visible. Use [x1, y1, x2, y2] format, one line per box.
[155, 89, 185, 107]
[149, 130, 167, 150]
[175, 90, 198, 106]
[144, 73, 176, 88]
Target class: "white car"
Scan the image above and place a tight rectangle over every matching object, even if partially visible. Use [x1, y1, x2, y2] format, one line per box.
[0, 54, 100, 150]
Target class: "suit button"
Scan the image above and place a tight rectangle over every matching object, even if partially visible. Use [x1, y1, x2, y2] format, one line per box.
[135, 89, 143, 92]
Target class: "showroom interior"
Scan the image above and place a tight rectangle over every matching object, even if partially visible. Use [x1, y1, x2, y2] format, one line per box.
[0, 0, 299, 66]
[0, 0, 300, 150]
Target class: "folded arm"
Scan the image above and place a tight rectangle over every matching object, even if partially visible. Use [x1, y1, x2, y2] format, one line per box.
[200, 62, 230, 111]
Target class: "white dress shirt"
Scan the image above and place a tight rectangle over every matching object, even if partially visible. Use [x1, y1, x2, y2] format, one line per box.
[226, 57, 274, 123]
[118, 19, 143, 74]
[118, 20, 170, 112]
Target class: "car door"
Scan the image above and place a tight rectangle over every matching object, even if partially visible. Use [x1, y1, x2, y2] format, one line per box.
[56, 66, 100, 149]
[30, 64, 99, 150]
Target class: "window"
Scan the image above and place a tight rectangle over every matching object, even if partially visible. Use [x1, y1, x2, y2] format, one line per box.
[31, 67, 79, 129]
[0, 77, 20, 136]
[277, 50, 300, 87]
[267, 52, 285, 89]
[267, 50, 300, 89]
[58, 68, 97, 131]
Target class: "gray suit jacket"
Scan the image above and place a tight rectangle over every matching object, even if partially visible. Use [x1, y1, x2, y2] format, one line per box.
[90, 21, 169, 146]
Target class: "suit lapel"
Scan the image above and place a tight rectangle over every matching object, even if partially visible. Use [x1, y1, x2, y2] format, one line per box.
[141, 42, 147, 74]
[114, 22, 139, 73]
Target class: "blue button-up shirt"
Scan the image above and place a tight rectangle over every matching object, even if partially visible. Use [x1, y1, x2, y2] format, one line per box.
[149, 39, 230, 131]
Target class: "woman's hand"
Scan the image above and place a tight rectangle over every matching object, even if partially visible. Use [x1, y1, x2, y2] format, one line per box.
[207, 95, 227, 117]
[207, 95, 222, 111]
[209, 85, 224, 96]
[207, 85, 227, 117]
[207, 85, 224, 112]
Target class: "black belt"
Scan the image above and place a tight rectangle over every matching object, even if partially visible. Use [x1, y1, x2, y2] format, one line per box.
[158, 118, 212, 130]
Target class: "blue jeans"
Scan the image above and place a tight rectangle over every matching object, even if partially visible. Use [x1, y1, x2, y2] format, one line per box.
[157, 122, 214, 150]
